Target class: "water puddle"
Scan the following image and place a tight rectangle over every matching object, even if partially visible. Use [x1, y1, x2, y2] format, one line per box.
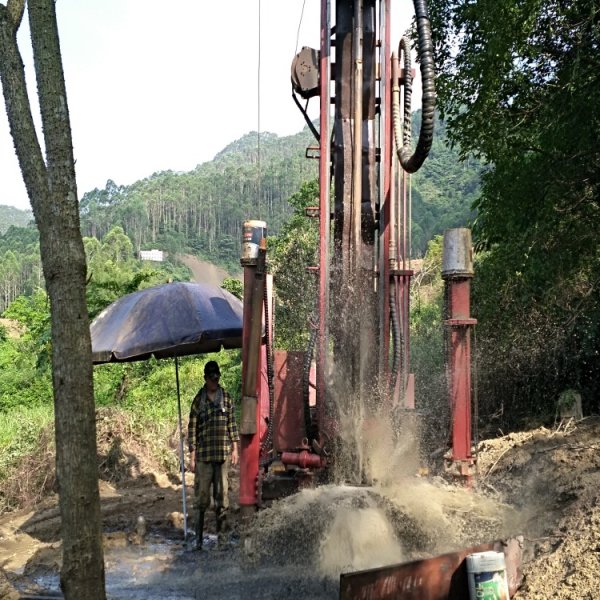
[16, 530, 338, 599]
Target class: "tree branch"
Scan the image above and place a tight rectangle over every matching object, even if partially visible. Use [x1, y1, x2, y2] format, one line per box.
[28, 0, 77, 201]
[7, 0, 25, 32]
[0, 1, 48, 213]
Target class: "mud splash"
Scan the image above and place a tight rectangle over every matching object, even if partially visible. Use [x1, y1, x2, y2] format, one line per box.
[248, 394, 521, 582]
[249, 476, 519, 582]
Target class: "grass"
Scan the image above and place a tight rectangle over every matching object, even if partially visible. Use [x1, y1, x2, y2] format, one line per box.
[0, 403, 55, 513]
[0, 349, 243, 514]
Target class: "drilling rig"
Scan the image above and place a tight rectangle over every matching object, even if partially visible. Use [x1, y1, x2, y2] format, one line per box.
[235, 3, 524, 596]
[238, 0, 437, 509]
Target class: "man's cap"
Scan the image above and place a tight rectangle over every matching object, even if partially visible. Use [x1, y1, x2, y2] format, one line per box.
[204, 360, 221, 378]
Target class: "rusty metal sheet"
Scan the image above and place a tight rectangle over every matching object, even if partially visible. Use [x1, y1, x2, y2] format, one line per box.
[273, 350, 313, 452]
[339, 538, 523, 600]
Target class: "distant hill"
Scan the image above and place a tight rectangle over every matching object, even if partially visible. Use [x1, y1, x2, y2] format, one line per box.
[0, 205, 33, 234]
[1, 116, 482, 307]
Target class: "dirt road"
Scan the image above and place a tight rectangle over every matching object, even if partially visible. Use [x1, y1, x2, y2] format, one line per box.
[178, 254, 232, 286]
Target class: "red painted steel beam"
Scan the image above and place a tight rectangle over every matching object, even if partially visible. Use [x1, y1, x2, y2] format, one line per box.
[444, 277, 477, 478]
[317, 0, 331, 446]
[239, 266, 262, 507]
[281, 451, 326, 469]
[339, 538, 523, 600]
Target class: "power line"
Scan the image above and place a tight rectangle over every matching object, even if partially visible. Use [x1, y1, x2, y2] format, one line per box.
[257, 0, 262, 218]
[295, 0, 307, 56]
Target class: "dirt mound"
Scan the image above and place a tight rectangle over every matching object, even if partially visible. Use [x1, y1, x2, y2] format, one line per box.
[479, 417, 600, 599]
[0, 318, 24, 339]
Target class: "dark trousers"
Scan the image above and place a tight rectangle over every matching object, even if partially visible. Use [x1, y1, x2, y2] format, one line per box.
[193, 457, 230, 512]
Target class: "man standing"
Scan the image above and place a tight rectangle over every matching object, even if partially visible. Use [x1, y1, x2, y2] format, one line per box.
[188, 360, 239, 549]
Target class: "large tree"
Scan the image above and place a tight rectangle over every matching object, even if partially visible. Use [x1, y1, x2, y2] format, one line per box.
[0, 1, 105, 597]
[427, 0, 600, 418]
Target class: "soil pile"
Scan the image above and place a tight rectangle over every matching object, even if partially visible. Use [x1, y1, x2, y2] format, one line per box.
[477, 416, 600, 599]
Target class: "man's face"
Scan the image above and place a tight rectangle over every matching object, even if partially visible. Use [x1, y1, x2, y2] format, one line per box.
[205, 372, 220, 390]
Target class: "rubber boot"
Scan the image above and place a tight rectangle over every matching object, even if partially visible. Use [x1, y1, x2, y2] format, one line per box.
[216, 509, 225, 549]
[195, 510, 205, 550]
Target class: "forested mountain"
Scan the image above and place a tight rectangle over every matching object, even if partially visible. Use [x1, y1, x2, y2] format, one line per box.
[411, 115, 480, 251]
[0, 205, 33, 234]
[78, 128, 321, 272]
[0, 119, 481, 312]
[78, 119, 480, 264]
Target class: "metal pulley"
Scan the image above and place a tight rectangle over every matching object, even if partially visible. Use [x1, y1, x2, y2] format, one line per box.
[291, 46, 320, 99]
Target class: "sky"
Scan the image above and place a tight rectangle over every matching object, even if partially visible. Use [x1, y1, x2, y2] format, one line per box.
[0, 0, 417, 211]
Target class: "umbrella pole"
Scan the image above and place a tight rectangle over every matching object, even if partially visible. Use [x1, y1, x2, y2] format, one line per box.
[175, 356, 188, 540]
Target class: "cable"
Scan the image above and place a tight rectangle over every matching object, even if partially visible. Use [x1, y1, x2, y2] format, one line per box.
[295, 0, 307, 56]
[303, 317, 318, 441]
[260, 281, 275, 453]
[389, 278, 402, 400]
[292, 89, 320, 142]
[257, 0, 262, 218]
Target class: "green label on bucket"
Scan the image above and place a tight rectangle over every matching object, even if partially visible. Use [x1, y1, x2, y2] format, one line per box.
[474, 572, 509, 600]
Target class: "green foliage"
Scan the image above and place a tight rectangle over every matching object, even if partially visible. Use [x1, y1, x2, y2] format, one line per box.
[268, 180, 320, 350]
[0, 404, 53, 499]
[92, 362, 130, 407]
[0, 337, 52, 410]
[92, 349, 242, 421]
[85, 226, 191, 317]
[410, 237, 446, 441]
[3, 288, 49, 337]
[427, 0, 600, 423]
[222, 277, 243, 300]
[3, 288, 52, 371]
[0, 289, 53, 410]
[410, 114, 482, 254]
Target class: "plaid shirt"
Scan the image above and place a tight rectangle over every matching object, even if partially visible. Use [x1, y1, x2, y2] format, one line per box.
[188, 386, 239, 462]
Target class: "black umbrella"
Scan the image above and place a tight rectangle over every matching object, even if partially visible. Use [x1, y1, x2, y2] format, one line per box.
[90, 281, 244, 539]
[91, 281, 243, 363]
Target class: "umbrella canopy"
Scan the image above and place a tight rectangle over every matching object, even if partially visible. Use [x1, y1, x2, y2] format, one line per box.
[91, 281, 243, 364]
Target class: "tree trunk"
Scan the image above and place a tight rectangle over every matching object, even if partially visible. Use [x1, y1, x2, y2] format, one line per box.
[0, 1, 106, 598]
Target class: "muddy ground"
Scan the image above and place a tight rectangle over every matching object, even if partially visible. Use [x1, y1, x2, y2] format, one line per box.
[1, 416, 600, 599]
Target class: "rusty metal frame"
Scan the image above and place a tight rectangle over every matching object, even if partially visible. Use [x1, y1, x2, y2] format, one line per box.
[339, 538, 523, 600]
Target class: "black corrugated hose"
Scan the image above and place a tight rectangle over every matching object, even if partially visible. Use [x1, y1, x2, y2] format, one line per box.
[389, 279, 403, 400]
[292, 89, 320, 142]
[260, 280, 275, 454]
[393, 0, 436, 174]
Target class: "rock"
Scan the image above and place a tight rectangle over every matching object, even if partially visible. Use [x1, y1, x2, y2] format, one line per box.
[0, 568, 20, 599]
[167, 511, 185, 529]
